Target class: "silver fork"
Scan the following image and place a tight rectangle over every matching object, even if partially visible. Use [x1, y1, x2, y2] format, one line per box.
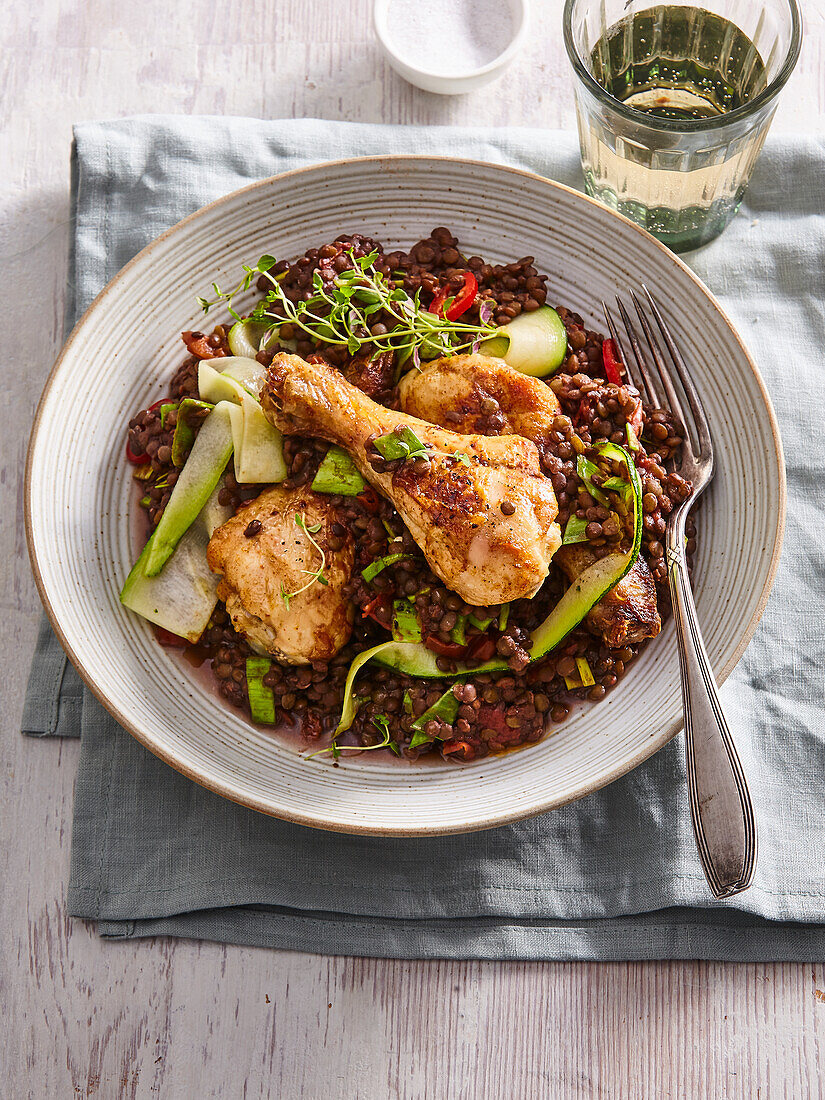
[603, 287, 757, 899]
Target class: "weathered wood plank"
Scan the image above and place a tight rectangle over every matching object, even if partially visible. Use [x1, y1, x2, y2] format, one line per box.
[2, 0, 824, 1095]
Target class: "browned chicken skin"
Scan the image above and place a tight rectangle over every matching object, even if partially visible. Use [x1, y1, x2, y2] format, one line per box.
[261, 353, 561, 607]
[553, 542, 660, 648]
[398, 352, 562, 450]
[398, 354, 661, 647]
[207, 485, 355, 664]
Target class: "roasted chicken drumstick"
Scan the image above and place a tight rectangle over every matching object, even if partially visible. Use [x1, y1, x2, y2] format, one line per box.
[398, 354, 661, 648]
[398, 352, 563, 451]
[207, 485, 355, 664]
[261, 353, 561, 607]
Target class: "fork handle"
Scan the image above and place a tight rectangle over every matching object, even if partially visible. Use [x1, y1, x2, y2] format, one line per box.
[666, 509, 757, 898]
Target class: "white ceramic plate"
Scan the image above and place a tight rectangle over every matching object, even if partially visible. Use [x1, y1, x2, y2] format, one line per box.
[26, 157, 785, 836]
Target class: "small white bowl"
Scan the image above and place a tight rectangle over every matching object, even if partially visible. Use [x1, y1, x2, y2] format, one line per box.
[374, 0, 530, 95]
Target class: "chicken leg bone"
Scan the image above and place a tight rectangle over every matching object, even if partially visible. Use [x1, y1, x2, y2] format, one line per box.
[261, 353, 561, 606]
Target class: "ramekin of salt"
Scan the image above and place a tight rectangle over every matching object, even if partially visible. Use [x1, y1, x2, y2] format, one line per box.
[374, 0, 529, 95]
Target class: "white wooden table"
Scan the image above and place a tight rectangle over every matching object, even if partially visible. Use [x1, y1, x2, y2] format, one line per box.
[2, 2, 824, 1095]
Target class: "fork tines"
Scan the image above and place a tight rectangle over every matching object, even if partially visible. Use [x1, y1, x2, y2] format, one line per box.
[602, 288, 712, 469]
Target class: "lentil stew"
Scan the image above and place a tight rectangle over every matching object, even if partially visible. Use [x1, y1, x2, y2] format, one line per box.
[124, 228, 696, 763]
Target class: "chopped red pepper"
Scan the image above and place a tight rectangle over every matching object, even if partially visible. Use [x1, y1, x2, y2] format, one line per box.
[147, 397, 175, 414]
[474, 705, 511, 737]
[362, 593, 391, 627]
[357, 486, 380, 514]
[423, 635, 468, 659]
[466, 634, 497, 662]
[154, 626, 188, 647]
[125, 441, 150, 465]
[428, 271, 478, 322]
[125, 397, 175, 464]
[442, 739, 475, 760]
[181, 330, 228, 359]
[602, 338, 623, 385]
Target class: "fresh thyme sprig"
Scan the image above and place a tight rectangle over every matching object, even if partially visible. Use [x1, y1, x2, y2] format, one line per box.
[199, 250, 496, 367]
[280, 513, 329, 609]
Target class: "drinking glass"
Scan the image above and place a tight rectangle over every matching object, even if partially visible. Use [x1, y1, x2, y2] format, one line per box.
[563, 0, 802, 251]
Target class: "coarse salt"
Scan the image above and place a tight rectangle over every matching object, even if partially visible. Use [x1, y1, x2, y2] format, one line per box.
[385, 0, 515, 76]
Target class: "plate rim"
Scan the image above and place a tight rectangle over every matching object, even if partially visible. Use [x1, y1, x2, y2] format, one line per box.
[25, 154, 787, 835]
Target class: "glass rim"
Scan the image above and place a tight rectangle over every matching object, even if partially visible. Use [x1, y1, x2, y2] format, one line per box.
[562, 0, 803, 133]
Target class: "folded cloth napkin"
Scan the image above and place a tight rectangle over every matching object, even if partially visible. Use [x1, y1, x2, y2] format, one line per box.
[23, 117, 825, 958]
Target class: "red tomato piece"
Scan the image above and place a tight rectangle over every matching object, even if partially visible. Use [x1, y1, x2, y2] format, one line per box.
[427, 272, 478, 321]
[181, 331, 227, 359]
[602, 338, 623, 385]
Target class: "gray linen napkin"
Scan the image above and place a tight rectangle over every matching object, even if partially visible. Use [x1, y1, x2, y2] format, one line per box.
[23, 117, 825, 958]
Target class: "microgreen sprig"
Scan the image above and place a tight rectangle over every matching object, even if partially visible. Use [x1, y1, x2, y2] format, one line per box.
[199, 250, 497, 366]
[280, 513, 329, 609]
[306, 714, 400, 760]
[197, 255, 281, 322]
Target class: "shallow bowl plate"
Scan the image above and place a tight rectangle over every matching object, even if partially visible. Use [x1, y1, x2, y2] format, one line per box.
[26, 157, 785, 835]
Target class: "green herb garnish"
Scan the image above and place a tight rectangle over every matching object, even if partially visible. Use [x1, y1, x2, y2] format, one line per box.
[373, 425, 429, 462]
[199, 250, 496, 365]
[308, 714, 399, 760]
[280, 512, 328, 608]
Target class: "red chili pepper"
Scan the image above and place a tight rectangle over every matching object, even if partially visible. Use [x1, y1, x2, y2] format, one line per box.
[602, 338, 623, 385]
[423, 635, 468, 659]
[474, 705, 511, 737]
[154, 626, 188, 647]
[362, 593, 391, 626]
[628, 402, 644, 436]
[181, 330, 228, 359]
[125, 398, 175, 464]
[357, 486, 380, 514]
[466, 634, 497, 662]
[576, 395, 592, 426]
[442, 739, 476, 760]
[427, 272, 478, 322]
[125, 440, 150, 465]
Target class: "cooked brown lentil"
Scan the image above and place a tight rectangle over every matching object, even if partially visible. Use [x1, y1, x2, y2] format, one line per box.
[126, 228, 696, 762]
